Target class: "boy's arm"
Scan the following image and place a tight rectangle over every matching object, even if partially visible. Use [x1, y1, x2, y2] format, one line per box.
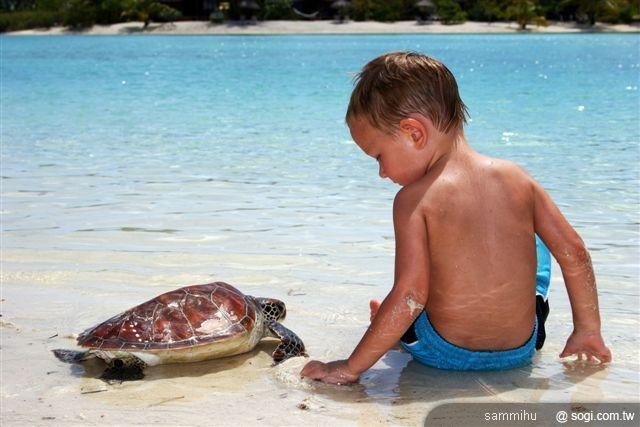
[532, 180, 611, 363]
[300, 187, 430, 384]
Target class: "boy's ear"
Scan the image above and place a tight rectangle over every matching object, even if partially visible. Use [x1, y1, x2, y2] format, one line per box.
[399, 118, 427, 149]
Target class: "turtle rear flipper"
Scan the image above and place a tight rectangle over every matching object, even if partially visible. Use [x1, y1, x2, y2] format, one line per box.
[267, 320, 307, 364]
[52, 349, 94, 363]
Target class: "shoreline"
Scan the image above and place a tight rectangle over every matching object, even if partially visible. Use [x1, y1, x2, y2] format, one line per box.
[6, 19, 640, 36]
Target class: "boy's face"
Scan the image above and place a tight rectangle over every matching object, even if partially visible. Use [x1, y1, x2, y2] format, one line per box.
[348, 116, 428, 187]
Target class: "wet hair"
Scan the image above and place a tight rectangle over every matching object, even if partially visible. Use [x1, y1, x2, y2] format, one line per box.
[346, 51, 468, 134]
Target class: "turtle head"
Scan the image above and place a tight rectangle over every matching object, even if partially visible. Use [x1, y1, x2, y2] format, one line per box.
[254, 297, 286, 322]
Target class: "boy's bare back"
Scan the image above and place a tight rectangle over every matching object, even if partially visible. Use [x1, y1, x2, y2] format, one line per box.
[406, 147, 537, 350]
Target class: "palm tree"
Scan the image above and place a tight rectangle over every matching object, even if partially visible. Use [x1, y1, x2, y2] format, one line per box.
[123, 0, 180, 29]
[506, 0, 547, 30]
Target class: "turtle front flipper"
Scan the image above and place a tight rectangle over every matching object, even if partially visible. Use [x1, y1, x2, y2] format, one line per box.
[100, 356, 146, 382]
[266, 320, 307, 364]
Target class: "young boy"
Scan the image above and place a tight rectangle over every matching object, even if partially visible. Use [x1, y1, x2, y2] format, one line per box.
[300, 52, 611, 385]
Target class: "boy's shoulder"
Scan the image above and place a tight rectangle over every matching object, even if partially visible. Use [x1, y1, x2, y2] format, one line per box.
[462, 153, 535, 188]
[395, 154, 535, 213]
[469, 152, 529, 174]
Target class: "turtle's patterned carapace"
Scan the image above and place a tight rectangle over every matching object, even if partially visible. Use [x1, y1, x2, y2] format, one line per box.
[53, 281, 306, 380]
[77, 282, 256, 351]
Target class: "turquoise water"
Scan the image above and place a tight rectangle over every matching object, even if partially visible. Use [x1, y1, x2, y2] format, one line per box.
[3, 34, 638, 300]
[1, 34, 639, 423]
[2, 35, 639, 247]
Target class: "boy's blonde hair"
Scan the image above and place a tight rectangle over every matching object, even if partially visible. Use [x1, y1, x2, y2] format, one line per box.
[346, 52, 468, 134]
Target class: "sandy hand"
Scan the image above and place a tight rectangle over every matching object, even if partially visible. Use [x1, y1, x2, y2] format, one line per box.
[300, 359, 360, 385]
[560, 330, 612, 363]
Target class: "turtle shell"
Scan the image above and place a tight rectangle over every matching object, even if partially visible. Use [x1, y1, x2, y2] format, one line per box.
[77, 282, 257, 351]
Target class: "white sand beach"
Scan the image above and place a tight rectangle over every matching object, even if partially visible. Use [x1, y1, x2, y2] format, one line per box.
[7, 19, 640, 35]
[3, 248, 639, 426]
[3, 246, 639, 426]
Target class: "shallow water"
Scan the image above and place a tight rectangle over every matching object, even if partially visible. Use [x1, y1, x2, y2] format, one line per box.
[1, 34, 639, 425]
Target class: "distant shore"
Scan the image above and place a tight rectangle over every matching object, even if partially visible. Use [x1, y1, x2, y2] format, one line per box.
[7, 19, 640, 35]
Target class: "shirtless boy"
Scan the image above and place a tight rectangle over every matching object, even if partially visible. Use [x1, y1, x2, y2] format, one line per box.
[300, 52, 611, 385]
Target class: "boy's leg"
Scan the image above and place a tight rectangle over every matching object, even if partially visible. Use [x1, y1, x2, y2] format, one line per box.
[535, 235, 552, 350]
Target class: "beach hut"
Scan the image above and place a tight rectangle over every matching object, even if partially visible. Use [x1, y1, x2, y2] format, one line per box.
[330, 0, 351, 22]
[415, 0, 435, 23]
[238, 0, 260, 21]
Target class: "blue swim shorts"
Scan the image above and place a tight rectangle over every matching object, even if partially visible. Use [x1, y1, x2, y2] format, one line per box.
[399, 235, 551, 371]
[399, 311, 538, 371]
[535, 234, 551, 300]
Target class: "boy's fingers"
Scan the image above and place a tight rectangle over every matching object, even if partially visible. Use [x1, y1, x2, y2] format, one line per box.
[559, 347, 574, 358]
[300, 360, 325, 378]
[587, 352, 607, 364]
[300, 368, 320, 379]
[598, 348, 612, 363]
[560, 345, 612, 364]
[300, 361, 315, 376]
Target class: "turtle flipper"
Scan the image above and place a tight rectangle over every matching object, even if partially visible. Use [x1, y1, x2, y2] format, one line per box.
[52, 349, 94, 363]
[100, 356, 146, 382]
[266, 320, 307, 364]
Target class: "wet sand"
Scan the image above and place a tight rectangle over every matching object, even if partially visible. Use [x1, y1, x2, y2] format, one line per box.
[7, 19, 640, 36]
[2, 246, 638, 426]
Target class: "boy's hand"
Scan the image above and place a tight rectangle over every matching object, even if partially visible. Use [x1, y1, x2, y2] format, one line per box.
[300, 359, 360, 385]
[560, 330, 612, 363]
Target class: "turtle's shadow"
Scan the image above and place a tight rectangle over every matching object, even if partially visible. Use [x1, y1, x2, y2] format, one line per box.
[72, 340, 280, 382]
[303, 350, 608, 406]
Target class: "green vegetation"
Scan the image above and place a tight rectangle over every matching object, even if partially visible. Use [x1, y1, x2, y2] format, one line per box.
[1, 0, 638, 32]
[0, 0, 181, 32]
[558, 0, 637, 26]
[436, 0, 468, 24]
[320, 0, 638, 24]
[121, 0, 181, 28]
[0, 9, 59, 32]
[504, 0, 547, 29]
[262, 0, 296, 20]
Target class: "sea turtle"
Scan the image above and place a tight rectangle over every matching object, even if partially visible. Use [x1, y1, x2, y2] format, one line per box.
[53, 282, 306, 380]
